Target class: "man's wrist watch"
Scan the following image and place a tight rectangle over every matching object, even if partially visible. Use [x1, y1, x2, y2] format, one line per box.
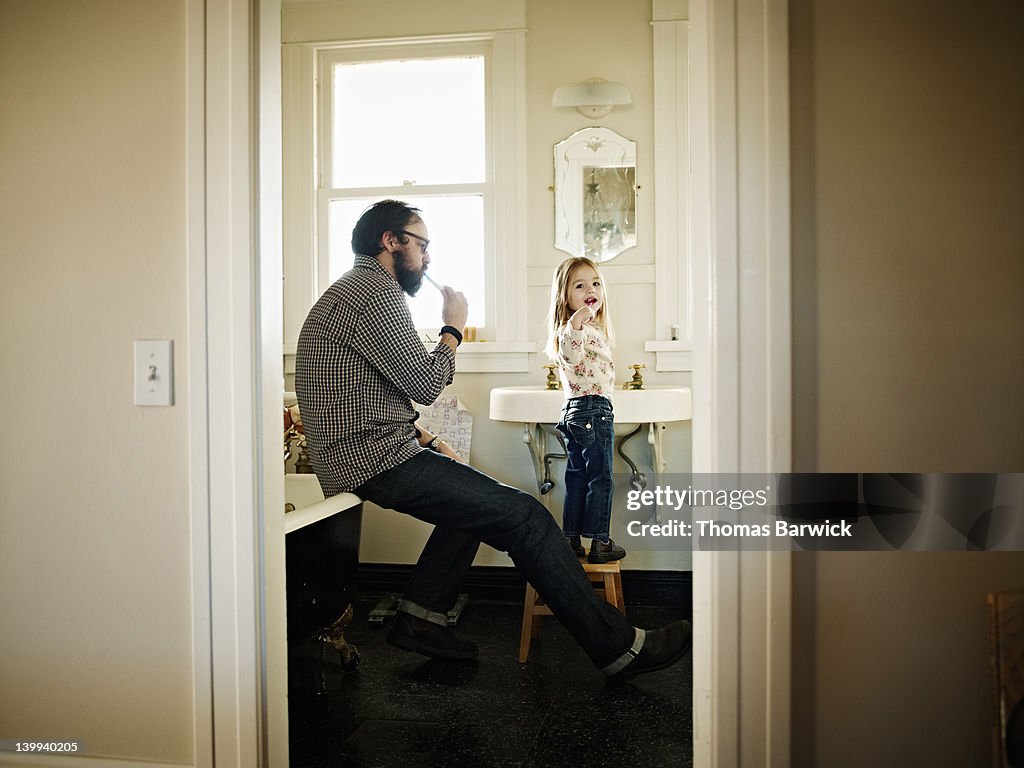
[427, 434, 443, 450]
[439, 325, 463, 346]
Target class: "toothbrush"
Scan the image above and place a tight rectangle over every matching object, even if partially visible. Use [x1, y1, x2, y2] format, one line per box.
[423, 272, 445, 295]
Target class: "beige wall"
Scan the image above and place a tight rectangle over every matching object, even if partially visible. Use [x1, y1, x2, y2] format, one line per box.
[282, 0, 692, 572]
[791, 0, 1024, 471]
[790, 0, 1024, 764]
[0, 1, 194, 763]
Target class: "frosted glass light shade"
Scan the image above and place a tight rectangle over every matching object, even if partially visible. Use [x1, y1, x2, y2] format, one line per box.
[552, 79, 632, 119]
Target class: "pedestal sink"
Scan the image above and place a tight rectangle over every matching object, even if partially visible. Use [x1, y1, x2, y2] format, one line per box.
[489, 385, 691, 425]
[488, 385, 692, 497]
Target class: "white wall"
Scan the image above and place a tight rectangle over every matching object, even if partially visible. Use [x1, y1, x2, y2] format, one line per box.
[0, 1, 194, 763]
[282, 0, 692, 572]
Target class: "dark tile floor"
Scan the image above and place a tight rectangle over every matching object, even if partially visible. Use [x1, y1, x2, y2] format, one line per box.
[288, 598, 693, 768]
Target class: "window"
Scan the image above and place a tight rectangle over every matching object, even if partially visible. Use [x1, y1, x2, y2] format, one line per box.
[284, 32, 530, 371]
[317, 42, 495, 334]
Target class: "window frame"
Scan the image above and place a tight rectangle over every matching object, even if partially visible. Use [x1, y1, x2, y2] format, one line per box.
[282, 32, 532, 372]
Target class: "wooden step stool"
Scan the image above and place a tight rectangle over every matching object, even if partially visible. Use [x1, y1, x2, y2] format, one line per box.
[518, 560, 625, 663]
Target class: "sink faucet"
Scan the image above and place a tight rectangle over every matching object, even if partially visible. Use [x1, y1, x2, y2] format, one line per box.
[542, 365, 561, 390]
[623, 364, 646, 390]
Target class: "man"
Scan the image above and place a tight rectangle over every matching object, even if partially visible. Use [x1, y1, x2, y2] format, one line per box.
[295, 199, 690, 679]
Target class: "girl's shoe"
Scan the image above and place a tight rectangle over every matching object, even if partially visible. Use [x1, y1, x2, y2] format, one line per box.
[588, 538, 626, 563]
[567, 536, 585, 557]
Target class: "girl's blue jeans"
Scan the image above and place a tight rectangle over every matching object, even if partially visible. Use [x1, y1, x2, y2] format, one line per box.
[557, 395, 615, 540]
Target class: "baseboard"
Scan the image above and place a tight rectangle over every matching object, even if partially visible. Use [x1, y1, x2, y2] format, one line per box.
[356, 564, 692, 610]
[0, 755, 190, 768]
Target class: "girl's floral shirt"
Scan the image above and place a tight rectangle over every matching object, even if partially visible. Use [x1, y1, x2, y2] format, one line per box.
[556, 321, 615, 399]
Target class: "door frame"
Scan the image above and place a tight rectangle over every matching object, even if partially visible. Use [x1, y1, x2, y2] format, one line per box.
[186, 0, 286, 765]
[688, 1, 793, 764]
[188, 0, 792, 765]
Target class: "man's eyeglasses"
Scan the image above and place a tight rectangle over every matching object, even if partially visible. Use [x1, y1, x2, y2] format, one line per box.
[395, 230, 430, 254]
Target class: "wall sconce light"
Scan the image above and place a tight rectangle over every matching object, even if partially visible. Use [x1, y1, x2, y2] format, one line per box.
[552, 78, 632, 119]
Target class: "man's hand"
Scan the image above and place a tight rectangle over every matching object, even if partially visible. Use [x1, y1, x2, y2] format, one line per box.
[416, 425, 467, 464]
[569, 304, 595, 331]
[436, 440, 466, 464]
[441, 286, 469, 330]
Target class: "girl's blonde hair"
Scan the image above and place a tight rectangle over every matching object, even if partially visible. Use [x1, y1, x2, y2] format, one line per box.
[544, 256, 614, 359]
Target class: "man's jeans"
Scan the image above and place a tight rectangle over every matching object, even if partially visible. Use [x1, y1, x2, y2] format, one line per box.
[355, 450, 637, 669]
[557, 395, 614, 540]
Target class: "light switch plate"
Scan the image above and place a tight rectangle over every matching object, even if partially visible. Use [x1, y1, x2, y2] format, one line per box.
[134, 339, 174, 406]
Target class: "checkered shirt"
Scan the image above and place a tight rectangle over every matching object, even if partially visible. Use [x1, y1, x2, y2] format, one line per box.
[294, 255, 456, 495]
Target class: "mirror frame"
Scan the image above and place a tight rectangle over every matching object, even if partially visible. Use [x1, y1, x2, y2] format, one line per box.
[553, 126, 637, 262]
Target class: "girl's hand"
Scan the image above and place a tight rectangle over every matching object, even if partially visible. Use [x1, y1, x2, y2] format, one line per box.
[569, 304, 595, 330]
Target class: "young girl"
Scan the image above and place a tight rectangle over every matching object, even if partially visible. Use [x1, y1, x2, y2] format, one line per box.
[546, 257, 626, 563]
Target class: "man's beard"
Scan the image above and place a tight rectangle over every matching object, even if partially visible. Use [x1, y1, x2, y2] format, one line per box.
[393, 248, 424, 296]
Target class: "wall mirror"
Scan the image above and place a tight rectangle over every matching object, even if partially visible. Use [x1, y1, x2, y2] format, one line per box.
[553, 127, 637, 262]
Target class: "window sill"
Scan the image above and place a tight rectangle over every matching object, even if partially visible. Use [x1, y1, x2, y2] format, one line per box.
[283, 341, 537, 374]
[448, 341, 536, 372]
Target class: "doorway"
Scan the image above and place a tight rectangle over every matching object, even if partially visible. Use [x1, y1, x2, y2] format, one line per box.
[191, 0, 793, 765]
